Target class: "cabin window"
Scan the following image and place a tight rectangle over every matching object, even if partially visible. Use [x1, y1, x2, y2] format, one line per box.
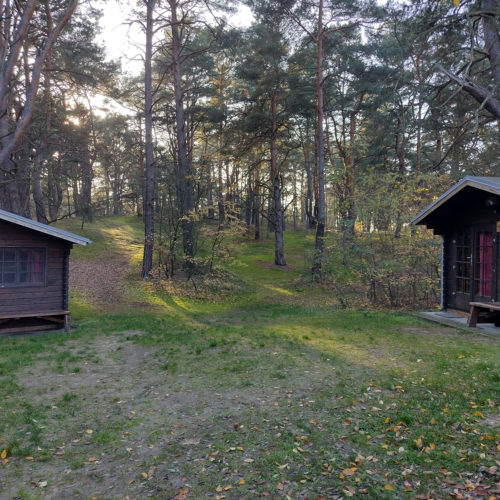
[0, 247, 46, 286]
[456, 231, 472, 293]
[474, 232, 493, 297]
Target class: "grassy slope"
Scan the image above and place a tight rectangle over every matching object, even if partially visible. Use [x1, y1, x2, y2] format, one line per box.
[0, 217, 498, 499]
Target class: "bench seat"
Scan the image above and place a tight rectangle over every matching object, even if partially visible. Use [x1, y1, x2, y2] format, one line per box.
[468, 302, 500, 327]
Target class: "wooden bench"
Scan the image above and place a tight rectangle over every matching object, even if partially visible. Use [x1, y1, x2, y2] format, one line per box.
[0, 310, 69, 334]
[468, 302, 500, 327]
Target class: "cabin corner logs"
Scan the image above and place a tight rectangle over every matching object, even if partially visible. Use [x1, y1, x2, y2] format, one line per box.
[412, 177, 500, 323]
[0, 209, 90, 334]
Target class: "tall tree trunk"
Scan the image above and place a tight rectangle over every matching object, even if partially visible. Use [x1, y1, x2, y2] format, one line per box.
[270, 91, 286, 266]
[253, 168, 260, 240]
[341, 91, 365, 258]
[312, 0, 325, 277]
[170, 0, 195, 260]
[300, 122, 315, 229]
[80, 143, 93, 222]
[48, 145, 63, 221]
[141, 0, 155, 278]
[33, 42, 54, 224]
[217, 125, 225, 224]
[207, 162, 215, 219]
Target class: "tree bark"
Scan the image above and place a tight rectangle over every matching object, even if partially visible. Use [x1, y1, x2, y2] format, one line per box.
[270, 91, 286, 266]
[341, 91, 365, 259]
[312, 0, 325, 277]
[170, 0, 195, 260]
[141, 0, 155, 278]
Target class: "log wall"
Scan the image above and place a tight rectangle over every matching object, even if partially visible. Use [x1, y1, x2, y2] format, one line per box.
[0, 220, 72, 316]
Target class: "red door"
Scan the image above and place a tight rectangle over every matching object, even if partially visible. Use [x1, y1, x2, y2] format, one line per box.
[474, 231, 494, 300]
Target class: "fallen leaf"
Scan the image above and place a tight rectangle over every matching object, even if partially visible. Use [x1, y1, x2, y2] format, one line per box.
[384, 484, 394, 490]
[343, 467, 357, 476]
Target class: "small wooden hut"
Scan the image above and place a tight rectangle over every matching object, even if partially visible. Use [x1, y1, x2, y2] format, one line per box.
[0, 209, 91, 333]
[411, 176, 500, 326]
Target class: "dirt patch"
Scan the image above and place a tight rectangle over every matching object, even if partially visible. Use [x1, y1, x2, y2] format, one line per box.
[70, 258, 129, 307]
[2, 330, 349, 499]
[70, 259, 153, 312]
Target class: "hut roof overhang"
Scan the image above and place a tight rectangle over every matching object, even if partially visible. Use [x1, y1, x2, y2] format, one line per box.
[0, 209, 92, 246]
[410, 176, 500, 233]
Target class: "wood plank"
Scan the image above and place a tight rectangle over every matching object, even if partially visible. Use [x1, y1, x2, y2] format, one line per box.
[0, 324, 57, 334]
[469, 301, 500, 311]
[0, 311, 68, 320]
[40, 316, 65, 324]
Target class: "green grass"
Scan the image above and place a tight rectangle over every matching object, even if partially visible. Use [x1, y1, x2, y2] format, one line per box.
[0, 216, 498, 499]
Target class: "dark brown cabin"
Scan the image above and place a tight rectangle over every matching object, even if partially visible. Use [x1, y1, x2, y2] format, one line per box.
[411, 176, 500, 325]
[0, 209, 90, 334]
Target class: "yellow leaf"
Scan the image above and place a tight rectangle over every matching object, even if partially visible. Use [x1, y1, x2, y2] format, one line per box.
[430, 418, 437, 425]
[0, 450, 6, 460]
[473, 411, 484, 418]
[415, 438, 423, 448]
[86, 429, 93, 434]
[453, 0, 460, 6]
[385, 484, 394, 490]
[25, 456, 33, 461]
[141, 472, 148, 478]
[384, 417, 390, 424]
[88, 457, 98, 462]
[239, 479, 245, 485]
[343, 467, 357, 476]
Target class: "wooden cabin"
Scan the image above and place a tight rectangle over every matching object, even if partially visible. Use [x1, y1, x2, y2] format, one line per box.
[411, 176, 500, 326]
[0, 209, 91, 334]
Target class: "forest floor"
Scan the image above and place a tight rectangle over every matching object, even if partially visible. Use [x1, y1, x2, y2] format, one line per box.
[0, 216, 499, 499]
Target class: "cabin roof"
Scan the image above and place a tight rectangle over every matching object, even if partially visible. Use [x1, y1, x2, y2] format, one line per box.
[0, 209, 92, 246]
[411, 176, 500, 227]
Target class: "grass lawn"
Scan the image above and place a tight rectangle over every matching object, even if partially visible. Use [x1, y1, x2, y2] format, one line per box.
[0, 217, 498, 499]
